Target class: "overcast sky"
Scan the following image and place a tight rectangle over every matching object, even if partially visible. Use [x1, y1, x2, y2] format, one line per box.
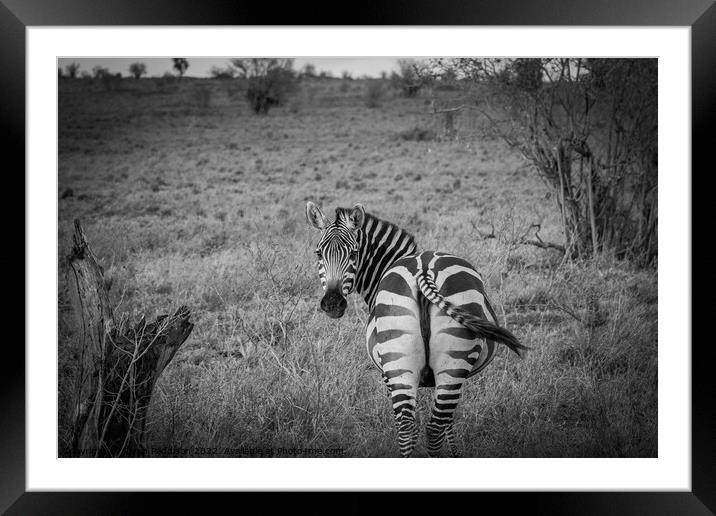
[57, 57, 402, 78]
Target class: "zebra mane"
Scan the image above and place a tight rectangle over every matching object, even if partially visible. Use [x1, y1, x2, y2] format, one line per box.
[334, 207, 418, 246]
[334, 207, 419, 308]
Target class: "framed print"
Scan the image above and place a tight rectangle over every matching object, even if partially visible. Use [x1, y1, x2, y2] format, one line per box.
[7, 0, 712, 512]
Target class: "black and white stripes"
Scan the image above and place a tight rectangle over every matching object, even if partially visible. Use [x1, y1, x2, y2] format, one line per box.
[354, 213, 418, 308]
[306, 202, 527, 457]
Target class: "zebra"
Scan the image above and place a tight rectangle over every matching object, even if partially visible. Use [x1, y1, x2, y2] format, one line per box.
[305, 201, 528, 457]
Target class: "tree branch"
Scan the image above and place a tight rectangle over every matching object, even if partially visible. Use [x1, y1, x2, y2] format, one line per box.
[518, 224, 566, 254]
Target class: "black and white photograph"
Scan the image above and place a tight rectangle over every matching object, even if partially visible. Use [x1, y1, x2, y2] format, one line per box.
[56, 56, 659, 459]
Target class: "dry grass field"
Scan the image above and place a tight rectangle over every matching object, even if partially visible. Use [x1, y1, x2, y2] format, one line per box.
[58, 76, 657, 457]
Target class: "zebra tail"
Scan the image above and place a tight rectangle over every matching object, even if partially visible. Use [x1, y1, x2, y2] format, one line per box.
[415, 270, 529, 358]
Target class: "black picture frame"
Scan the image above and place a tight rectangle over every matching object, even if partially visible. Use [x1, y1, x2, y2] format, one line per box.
[6, 0, 711, 513]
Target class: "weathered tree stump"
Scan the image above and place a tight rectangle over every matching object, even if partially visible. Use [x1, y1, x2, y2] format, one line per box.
[432, 104, 462, 141]
[65, 219, 194, 457]
[442, 109, 457, 140]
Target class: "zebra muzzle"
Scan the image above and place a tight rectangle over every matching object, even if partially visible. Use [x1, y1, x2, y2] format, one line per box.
[320, 290, 347, 318]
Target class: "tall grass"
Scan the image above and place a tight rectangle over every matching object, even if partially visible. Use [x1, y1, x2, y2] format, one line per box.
[57, 76, 657, 457]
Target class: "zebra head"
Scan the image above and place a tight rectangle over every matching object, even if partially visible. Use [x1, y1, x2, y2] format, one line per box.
[306, 201, 365, 319]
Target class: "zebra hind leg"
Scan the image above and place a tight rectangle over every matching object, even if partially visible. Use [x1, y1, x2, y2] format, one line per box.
[389, 384, 419, 457]
[444, 421, 459, 458]
[426, 382, 465, 457]
[426, 418, 446, 457]
[384, 370, 420, 457]
[395, 409, 419, 457]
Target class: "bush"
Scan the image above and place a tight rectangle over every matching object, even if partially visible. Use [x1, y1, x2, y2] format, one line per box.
[92, 65, 110, 79]
[230, 59, 297, 115]
[246, 80, 279, 114]
[392, 59, 430, 97]
[512, 58, 543, 93]
[210, 66, 236, 79]
[364, 81, 384, 108]
[398, 126, 436, 141]
[156, 72, 178, 91]
[92, 66, 122, 90]
[301, 63, 316, 79]
[129, 62, 147, 79]
[172, 58, 189, 78]
[65, 62, 80, 79]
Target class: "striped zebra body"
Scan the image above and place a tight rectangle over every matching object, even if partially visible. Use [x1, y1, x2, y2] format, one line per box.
[366, 252, 501, 385]
[306, 202, 526, 457]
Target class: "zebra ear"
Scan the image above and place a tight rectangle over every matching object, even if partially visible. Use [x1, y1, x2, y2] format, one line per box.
[349, 203, 365, 230]
[306, 201, 327, 230]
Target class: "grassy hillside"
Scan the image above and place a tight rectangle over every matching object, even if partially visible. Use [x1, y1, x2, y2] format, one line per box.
[58, 76, 657, 457]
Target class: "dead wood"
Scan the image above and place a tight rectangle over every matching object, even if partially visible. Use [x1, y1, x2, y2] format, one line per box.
[65, 219, 194, 457]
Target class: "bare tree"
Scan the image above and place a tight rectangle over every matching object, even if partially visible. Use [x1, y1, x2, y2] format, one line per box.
[65, 61, 80, 79]
[129, 62, 147, 79]
[92, 65, 110, 79]
[172, 58, 189, 78]
[433, 58, 657, 265]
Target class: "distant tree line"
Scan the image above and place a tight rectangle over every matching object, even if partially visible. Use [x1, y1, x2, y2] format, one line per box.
[58, 58, 190, 80]
[203, 58, 433, 114]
